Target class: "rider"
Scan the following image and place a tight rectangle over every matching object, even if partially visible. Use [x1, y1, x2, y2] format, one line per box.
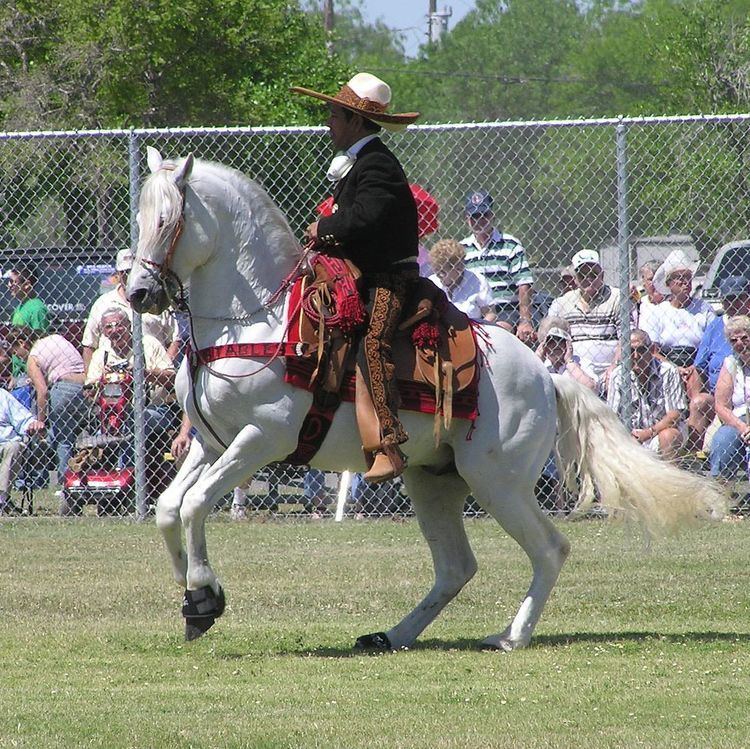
[292, 72, 421, 484]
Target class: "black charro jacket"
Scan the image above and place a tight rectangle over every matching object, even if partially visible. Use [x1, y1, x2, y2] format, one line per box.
[316, 138, 418, 275]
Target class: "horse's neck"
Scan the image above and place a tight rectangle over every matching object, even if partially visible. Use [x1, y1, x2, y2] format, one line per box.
[185, 165, 298, 344]
[187, 234, 291, 345]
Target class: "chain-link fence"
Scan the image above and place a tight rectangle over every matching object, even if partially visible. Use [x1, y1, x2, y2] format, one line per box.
[1, 113, 750, 519]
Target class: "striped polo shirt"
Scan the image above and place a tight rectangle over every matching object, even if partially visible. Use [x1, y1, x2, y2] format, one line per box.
[547, 285, 623, 377]
[460, 229, 534, 302]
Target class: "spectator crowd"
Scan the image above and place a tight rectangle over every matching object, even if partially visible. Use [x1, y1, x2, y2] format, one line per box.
[0, 190, 747, 518]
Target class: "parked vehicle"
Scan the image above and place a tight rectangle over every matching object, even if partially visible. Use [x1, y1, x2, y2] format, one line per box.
[0, 247, 116, 342]
[700, 240, 750, 313]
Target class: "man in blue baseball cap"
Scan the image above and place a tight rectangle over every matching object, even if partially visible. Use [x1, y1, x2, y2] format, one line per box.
[695, 275, 750, 393]
[460, 189, 535, 342]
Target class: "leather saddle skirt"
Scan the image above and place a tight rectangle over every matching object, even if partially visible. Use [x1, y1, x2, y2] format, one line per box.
[293, 272, 477, 392]
[284, 267, 480, 421]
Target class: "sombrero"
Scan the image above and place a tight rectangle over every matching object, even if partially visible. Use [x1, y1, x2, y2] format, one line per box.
[291, 73, 420, 132]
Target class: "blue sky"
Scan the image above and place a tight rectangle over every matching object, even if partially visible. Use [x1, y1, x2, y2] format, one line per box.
[358, 0, 476, 57]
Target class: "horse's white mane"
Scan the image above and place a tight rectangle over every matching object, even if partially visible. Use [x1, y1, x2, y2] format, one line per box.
[138, 159, 186, 254]
[138, 156, 300, 269]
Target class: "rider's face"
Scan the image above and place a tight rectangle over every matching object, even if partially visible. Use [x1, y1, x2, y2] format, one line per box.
[327, 105, 363, 151]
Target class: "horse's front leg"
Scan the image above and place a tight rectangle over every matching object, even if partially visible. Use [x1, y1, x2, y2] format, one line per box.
[155, 437, 215, 587]
[180, 424, 283, 640]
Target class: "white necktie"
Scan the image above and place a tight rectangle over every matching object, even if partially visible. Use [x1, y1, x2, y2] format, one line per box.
[326, 152, 356, 182]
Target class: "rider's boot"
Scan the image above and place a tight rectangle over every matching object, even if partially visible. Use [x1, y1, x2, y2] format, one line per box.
[364, 441, 408, 484]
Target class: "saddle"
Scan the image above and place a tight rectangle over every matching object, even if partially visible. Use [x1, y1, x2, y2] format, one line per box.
[291, 254, 478, 444]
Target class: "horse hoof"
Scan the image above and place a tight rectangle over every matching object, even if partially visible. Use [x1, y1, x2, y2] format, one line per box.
[182, 585, 226, 641]
[185, 616, 217, 641]
[354, 632, 393, 651]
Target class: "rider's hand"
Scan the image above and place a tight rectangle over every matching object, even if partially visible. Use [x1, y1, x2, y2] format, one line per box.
[304, 221, 321, 247]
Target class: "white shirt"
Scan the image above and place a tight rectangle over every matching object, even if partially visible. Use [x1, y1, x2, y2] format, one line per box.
[86, 335, 175, 406]
[82, 287, 178, 353]
[547, 286, 623, 377]
[428, 269, 494, 320]
[326, 134, 379, 182]
[723, 355, 750, 419]
[640, 298, 715, 350]
[0, 389, 34, 443]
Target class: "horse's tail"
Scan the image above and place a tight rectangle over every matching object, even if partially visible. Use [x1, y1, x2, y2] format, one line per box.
[551, 373, 727, 531]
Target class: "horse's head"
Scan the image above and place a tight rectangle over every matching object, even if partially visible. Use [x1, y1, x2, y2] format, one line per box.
[127, 147, 200, 314]
[129, 146, 303, 321]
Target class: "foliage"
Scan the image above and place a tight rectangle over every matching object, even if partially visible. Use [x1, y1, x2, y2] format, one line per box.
[2, 513, 750, 748]
[0, 0, 349, 130]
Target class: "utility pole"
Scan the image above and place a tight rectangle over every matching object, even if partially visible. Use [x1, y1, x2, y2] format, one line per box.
[323, 0, 335, 56]
[427, 0, 452, 45]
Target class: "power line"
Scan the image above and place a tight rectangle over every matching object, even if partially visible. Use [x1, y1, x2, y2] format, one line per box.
[370, 66, 668, 91]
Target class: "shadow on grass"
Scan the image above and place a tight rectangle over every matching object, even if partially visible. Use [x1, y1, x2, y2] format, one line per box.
[174, 630, 750, 661]
[296, 630, 750, 658]
[532, 630, 750, 648]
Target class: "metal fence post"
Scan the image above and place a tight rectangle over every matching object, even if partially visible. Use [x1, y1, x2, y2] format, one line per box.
[128, 132, 148, 519]
[616, 117, 634, 429]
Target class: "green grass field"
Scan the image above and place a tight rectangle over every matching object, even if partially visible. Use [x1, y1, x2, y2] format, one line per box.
[2, 509, 749, 749]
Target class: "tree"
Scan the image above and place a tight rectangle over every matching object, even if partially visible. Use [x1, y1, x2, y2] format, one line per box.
[0, 0, 349, 130]
[400, 0, 586, 123]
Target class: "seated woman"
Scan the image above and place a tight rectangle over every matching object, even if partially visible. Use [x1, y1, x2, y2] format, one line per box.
[710, 315, 750, 481]
[9, 327, 86, 486]
[642, 249, 716, 451]
[427, 239, 496, 322]
[535, 317, 596, 514]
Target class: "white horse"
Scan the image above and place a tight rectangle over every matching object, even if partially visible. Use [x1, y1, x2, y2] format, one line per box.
[127, 147, 725, 648]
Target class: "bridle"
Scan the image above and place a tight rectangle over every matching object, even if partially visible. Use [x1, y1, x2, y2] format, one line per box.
[136, 185, 188, 312]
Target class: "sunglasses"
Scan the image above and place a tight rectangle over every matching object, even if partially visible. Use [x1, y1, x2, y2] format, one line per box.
[631, 344, 651, 353]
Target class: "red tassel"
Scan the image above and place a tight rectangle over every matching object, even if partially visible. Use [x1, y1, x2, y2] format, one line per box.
[412, 321, 440, 349]
[338, 293, 367, 332]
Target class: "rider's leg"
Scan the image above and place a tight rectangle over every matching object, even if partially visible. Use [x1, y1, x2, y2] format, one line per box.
[358, 272, 412, 483]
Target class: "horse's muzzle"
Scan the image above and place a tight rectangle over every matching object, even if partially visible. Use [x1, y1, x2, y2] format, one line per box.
[128, 283, 169, 315]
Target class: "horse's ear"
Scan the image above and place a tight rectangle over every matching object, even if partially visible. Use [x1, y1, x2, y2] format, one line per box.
[146, 146, 163, 174]
[174, 153, 194, 189]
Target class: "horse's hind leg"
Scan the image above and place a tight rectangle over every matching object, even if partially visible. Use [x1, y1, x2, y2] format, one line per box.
[471, 474, 570, 651]
[155, 438, 215, 588]
[357, 467, 475, 650]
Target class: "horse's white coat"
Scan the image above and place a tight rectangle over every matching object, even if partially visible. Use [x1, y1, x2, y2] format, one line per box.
[127, 150, 726, 650]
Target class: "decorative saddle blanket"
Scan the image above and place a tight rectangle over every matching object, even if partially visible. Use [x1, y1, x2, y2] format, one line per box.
[283, 260, 481, 422]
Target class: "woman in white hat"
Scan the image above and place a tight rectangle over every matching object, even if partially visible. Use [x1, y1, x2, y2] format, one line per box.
[641, 248, 715, 452]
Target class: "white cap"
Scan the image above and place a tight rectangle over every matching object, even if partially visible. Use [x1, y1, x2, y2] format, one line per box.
[571, 249, 600, 269]
[544, 326, 572, 342]
[115, 248, 133, 272]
